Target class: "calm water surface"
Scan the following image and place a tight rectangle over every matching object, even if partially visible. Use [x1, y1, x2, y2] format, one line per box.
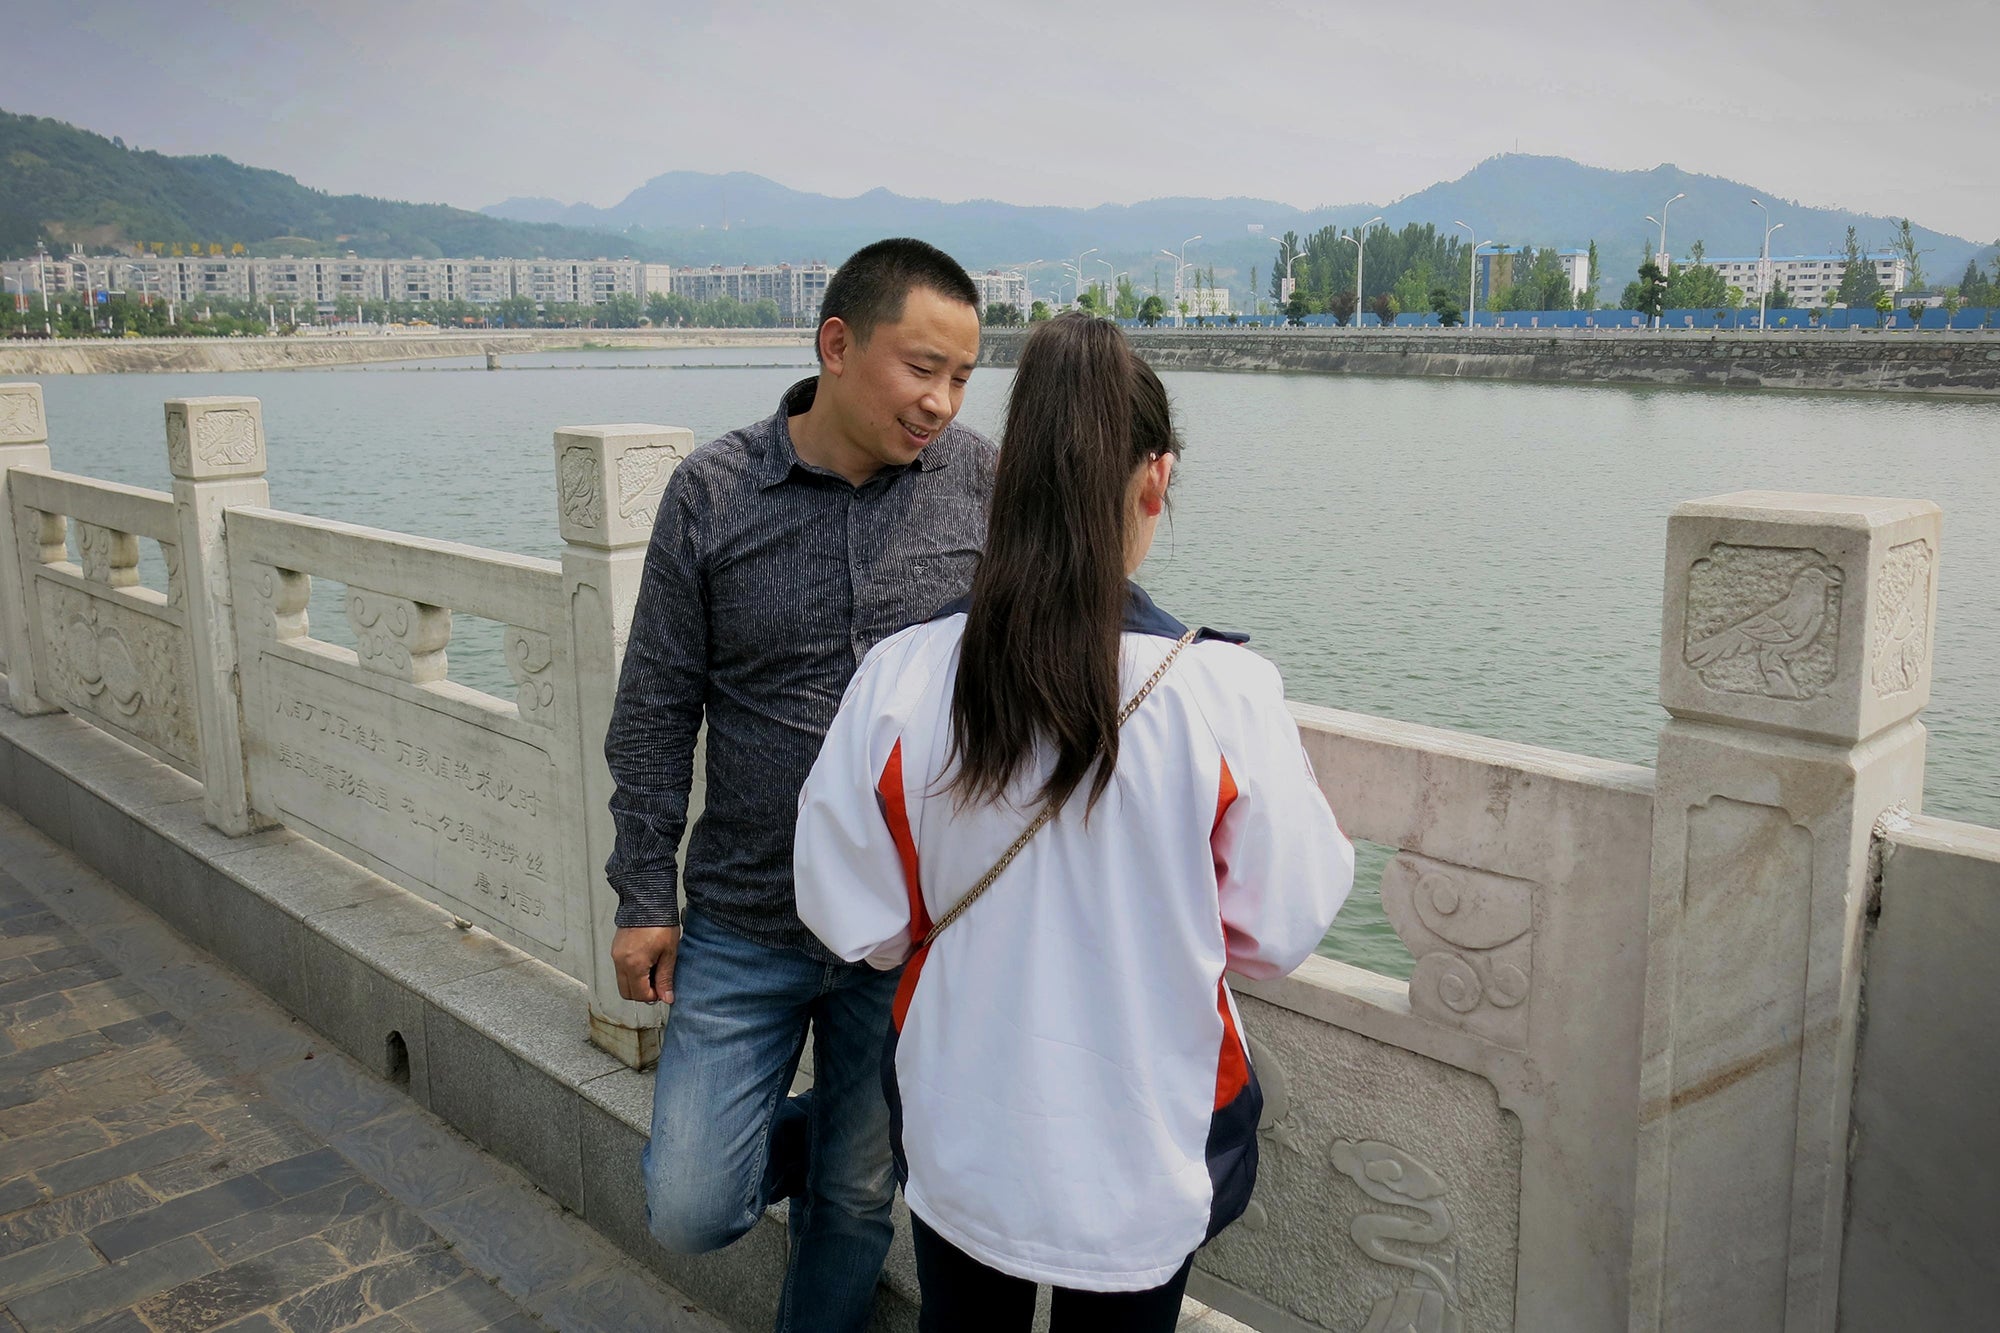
[32, 350, 2000, 977]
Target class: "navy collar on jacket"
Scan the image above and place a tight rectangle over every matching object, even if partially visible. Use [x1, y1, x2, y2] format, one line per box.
[928, 582, 1248, 645]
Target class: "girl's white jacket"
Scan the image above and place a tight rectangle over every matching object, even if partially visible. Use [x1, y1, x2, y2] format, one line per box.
[794, 588, 1354, 1291]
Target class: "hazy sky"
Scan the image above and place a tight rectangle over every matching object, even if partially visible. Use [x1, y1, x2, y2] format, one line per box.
[11, 0, 1996, 240]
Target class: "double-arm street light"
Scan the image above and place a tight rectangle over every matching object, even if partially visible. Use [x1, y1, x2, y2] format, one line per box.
[1338, 216, 1383, 327]
[1070, 247, 1098, 311]
[1643, 192, 1686, 330]
[1452, 220, 1497, 329]
[1158, 235, 1200, 327]
[1750, 199, 1784, 331]
[1270, 235, 1307, 312]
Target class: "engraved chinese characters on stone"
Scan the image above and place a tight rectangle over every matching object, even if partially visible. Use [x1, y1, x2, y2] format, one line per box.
[1332, 1139, 1464, 1333]
[1381, 853, 1534, 1049]
[1871, 539, 1932, 698]
[1683, 544, 1843, 701]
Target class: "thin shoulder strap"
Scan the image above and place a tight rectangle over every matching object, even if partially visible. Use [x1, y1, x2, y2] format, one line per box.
[916, 627, 1200, 951]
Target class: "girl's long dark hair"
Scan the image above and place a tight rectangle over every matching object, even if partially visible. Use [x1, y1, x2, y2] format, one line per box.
[947, 313, 1181, 817]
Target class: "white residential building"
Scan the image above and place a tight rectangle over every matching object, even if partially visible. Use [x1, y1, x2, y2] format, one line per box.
[657, 263, 834, 323]
[1, 252, 646, 309]
[970, 269, 1031, 314]
[1692, 252, 1904, 306]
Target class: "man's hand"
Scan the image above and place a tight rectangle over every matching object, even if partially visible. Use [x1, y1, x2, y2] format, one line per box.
[613, 926, 682, 1004]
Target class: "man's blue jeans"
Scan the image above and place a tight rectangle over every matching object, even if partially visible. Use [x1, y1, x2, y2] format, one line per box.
[643, 908, 900, 1333]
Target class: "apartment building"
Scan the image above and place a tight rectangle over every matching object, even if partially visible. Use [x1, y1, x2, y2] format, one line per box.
[655, 263, 833, 322]
[1693, 252, 1904, 306]
[2, 252, 646, 308]
[970, 269, 1031, 313]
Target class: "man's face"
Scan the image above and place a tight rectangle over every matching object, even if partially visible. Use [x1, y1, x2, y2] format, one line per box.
[824, 286, 981, 470]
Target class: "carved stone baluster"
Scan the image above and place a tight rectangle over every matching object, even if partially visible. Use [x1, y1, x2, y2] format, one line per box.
[76, 522, 141, 589]
[507, 627, 555, 726]
[1381, 853, 1535, 1050]
[0, 382, 57, 714]
[160, 541, 185, 611]
[250, 564, 310, 641]
[168, 396, 272, 834]
[1633, 492, 1941, 1329]
[345, 588, 450, 683]
[556, 423, 694, 1069]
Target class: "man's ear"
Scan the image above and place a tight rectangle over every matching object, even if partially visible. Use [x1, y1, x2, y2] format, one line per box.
[818, 318, 850, 375]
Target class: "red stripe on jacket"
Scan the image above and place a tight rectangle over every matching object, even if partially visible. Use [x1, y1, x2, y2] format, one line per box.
[878, 740, 931, 1031]
[1211, 757, 1250, 1109]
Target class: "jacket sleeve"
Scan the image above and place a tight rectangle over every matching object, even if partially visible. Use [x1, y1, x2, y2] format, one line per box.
[1210, 654, 1355, 980]
[602, 471, 706, 929]
[795, 632, 926, 972]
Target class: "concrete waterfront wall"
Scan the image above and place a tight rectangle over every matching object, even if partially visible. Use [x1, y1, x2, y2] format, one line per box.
[1, 377, 1995, 1330]
[0, 327, 813, 376]
[980, 327, 2000, 396]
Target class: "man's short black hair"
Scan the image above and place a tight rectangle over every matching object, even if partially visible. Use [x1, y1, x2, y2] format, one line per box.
[816, 238, 979, 363]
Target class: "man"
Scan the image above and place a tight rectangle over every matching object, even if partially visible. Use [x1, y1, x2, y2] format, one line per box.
[604, 238, 991, 1332]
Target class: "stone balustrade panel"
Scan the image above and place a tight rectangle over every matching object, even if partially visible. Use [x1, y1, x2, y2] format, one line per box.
[1191, 710, 1654, 1333]
[7, 466, 200, 773]
[224, 505, 588, 976]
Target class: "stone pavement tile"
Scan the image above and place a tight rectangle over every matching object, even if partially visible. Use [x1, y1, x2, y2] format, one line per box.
[0, 958, 38, 985]
[97, 1011, 182, 1048]
[123, 958, 257, 1020]
[0, 1233, 102, 1303]
[0, 919, 78, 964]
[71, 1311, 152, 1333]
[327, 1112, 490, 1212]
[421, 1180, 605, 1301]
[209, 1316, 283, 1333]
[0, 959, 120, 1007]
[527, 1263, 732, 1333]
[51, 1033, 234, 1102]
[85, 1078, 239, 1143]
[323, 1198, 446, 1267]
[0, 1178, 159, 1259]
[199, 1008, 319, 1075]
[0, 1117, 113, 1181]
[0, 1177, 46, 1217]
[132, 1234, 349, 1331]
[5, 1233, 215, 1333]
[249, 1147, 355, 1202]
[377, 1272, 535, 1333]
[274, 1249, 464, 1333]
[87, 1172, 280, 1262]
[262, 1050, 411, 1140]
[134, 1101, 324, 1199]
[4, 981, 156, 1051]
[34, 1121, 215, 1199]
[0, 1030, 116, 1083]
[199, 1178, 387, 1266]
[24, 945, 96, 975]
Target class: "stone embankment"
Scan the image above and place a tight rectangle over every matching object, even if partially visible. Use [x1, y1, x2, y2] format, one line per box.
[0, 328, 811, 376]
[981, 327, 2000, 395]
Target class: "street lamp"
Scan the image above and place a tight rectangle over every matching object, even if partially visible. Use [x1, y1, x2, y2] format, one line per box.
[1270, 236, 1308, 315]
[1071, 247, 1098, 311]
[1157, 235, 1200, 327]
[1750, 199, 1784, 331]
[1644, 192, 1686, 329]
[1339, 217, 1383, 327]
[1452, 220, 1496, 328]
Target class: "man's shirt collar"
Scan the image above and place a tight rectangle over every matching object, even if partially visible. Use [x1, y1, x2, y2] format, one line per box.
[762, 376, 949, 489]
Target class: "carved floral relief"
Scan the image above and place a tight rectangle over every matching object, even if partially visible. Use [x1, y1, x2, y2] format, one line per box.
[1683, 543, 1842, 701]
[194, 409, 259, 468]
[1381, 853, 1534, 1049]
[0, 389, 45, 442]
[1871, 539, 1932, 698]
[37, 581, 197, 763]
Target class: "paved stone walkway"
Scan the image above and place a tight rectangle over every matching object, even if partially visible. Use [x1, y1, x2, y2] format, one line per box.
[0, 803, 729, 1333]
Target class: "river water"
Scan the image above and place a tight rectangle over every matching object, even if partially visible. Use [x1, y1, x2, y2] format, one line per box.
[30, 349, 2000, 978]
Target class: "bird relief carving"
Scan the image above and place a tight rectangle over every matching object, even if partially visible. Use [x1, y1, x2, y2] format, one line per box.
[1683, 544, 1842, 700]
[1332, 1139, 1463, 1333]
[616, 443, 682, 524]
[558, 446, 603, 531]
[1871, 539, 1931, 698]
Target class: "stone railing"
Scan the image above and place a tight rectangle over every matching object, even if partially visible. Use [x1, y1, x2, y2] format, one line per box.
[0, 376, 1984, 1331]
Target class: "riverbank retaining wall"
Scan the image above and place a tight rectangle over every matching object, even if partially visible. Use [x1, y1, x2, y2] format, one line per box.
[0, 328, 812, 376]
[981, 327, 2000, 396]
[1, 378, 1995, 1330]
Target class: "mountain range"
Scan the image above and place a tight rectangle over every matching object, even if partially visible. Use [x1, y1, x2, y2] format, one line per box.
[4, 107, 1989, 302]
[487, 157, 1992, 299]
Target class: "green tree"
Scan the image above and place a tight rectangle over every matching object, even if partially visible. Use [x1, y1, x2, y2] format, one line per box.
[1583, 240, 1602, 309]
[1285, 291, 1310, 326]
[1894, 218, 1925, 292]
[1873, 289, 1895, 321]
[1327, 289, 1356, 326]
[1028, 300, 1051, 322]
[1428, 287, 1462, 326]
[1627, 259, 1667, 321]
[983, 302, 1021, 326]
[1766, 278, 1792, 309]
[1836, 227, 1882, 306]
[1137, 295, 1165, 326]
[1115, 276, 1138, 319]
